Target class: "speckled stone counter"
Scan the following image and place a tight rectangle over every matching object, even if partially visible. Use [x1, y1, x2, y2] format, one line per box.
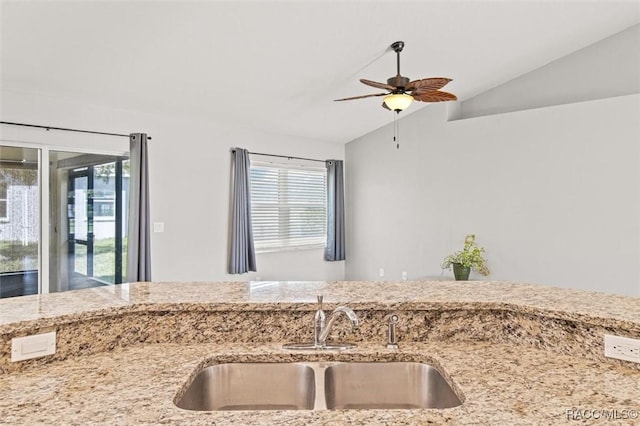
[1, 281, 640, 424]
[1, 342, 639, 425]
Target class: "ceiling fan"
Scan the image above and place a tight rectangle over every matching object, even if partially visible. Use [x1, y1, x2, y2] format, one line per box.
[334, 41, 457, 112]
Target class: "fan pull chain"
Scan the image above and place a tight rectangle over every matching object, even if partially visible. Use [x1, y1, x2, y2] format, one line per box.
[393, 111, 396, 145]
[393, 111, 400, 149]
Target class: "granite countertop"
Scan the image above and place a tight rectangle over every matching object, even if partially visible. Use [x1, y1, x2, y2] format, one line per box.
[3, 280, 640, 330]
[1, 341, 639, 425]
[1, 281, 640, 424]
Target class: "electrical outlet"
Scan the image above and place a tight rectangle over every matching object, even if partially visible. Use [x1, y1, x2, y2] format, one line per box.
[12, 331, 56, 362]
[378, 268, 385, 278]
[604, 334, 640, 363]
[401, 271, 407, 281]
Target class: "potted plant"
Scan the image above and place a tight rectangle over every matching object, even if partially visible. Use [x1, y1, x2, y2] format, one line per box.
[442, 234, 490, 280]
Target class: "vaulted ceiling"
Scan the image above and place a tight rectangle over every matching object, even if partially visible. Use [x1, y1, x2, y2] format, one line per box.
[1, 1, 639, 143]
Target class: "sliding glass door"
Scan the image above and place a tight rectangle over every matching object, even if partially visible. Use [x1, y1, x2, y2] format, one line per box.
[0, 143, 129, 299]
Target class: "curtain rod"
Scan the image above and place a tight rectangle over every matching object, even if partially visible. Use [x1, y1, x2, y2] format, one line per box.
[0, 121, 152, 140]
[232, 149, 325, 163]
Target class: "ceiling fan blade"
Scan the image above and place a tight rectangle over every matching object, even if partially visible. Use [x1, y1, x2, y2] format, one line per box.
[334, 92, 387, 102]
[405, 77, 452, 92]
[413, 90, 457, 102]
[360, 78, 395, 90]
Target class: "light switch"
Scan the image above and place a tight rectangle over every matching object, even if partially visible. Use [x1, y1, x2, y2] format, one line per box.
[153, 222, 165, 233]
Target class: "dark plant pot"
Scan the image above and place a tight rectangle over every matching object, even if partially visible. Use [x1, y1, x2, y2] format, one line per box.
[453, 263, 471, 281]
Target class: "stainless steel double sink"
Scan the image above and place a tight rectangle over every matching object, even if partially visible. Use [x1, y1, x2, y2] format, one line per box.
[175, 362, 463, 411]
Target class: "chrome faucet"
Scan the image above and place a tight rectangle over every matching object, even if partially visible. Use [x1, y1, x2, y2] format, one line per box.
[313, 295, 326, 346]
[317, 305, 359, 347]
[283, 295, 359, 351]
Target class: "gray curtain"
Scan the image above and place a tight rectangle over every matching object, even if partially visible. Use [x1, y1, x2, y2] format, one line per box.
[325, 160, 345, 261]
[127, 133, 152, 282]
[229, 148, 257, 273]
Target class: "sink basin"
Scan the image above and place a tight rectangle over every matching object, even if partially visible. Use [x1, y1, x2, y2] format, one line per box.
[325, 362, 462, 410]
[175, 363, 315, 411]
[175, 361, 462, 411]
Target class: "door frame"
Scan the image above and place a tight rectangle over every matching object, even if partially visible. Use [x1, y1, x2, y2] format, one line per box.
[68, 167, 95, 279]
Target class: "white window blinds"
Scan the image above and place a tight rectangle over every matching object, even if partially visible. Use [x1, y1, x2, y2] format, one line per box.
[250, 161, 327, 251]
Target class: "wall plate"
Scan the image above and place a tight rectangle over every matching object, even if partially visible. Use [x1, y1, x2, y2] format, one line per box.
[11, 331, 56, 362]
[604, 334, 640, 364]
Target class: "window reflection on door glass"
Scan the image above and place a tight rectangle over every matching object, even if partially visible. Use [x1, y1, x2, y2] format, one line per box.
[73, 175, 88, 241]
[0, 146, 39, 299]
[93, 162, 116, 284]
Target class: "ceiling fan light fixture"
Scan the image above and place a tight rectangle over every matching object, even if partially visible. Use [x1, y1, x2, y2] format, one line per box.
[384, 93, 413, 111]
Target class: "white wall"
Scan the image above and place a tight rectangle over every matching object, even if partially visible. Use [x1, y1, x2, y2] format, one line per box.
[0, 89, 345, 282]
[345, 25, 640, 297]
[345, 94, 640, 296]
[459, 24, 640, 119]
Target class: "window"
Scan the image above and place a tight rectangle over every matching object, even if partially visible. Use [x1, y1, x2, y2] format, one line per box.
[250, 161, 326, 251]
